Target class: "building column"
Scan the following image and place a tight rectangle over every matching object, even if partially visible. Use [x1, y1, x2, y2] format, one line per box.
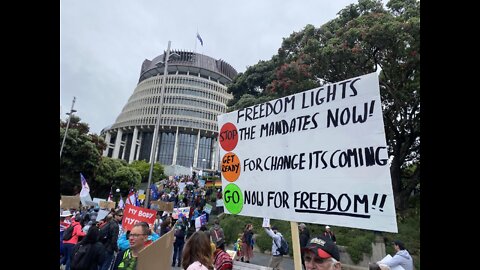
[103, 131, 112, 156]
[172, 126, 180, 165]
[112, 128, 123, 159]
[211, 137, 218, 171]
[193, 129, 201, 168]
[128, 127, 139, 163]
[134, 132, 142, 161]
[120, 139, 127, 160]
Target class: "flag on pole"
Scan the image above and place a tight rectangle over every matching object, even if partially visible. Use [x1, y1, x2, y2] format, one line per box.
[118, 195, 125, 209]
[80, 173, 90, 197]
[196, 32, 203, 46]
[107, 187, 113, 202]
[126, 187, 136, 206]
[135, 191, 141, 207]
[151, 184, 159, 201]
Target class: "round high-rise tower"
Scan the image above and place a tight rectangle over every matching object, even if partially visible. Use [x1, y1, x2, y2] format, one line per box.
[101, 50, 237, 173]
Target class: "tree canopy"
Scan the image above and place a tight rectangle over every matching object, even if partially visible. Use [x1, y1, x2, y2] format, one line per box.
[227, 0, 420, 212]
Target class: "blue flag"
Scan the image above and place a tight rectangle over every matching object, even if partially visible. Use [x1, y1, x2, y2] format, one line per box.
[196, 33, 203, 46]
[151, 184, 159, 201]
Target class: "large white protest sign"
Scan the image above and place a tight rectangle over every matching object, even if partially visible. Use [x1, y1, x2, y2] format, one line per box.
[217, 72, 397, 232]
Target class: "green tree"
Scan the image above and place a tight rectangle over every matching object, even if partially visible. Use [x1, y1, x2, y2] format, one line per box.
[128, 160, 165, 183]
[60, 115, 105, 195]
[227, 0, 420, 212]
[94, 156, 128, 193]
[112, 166, 142, 193]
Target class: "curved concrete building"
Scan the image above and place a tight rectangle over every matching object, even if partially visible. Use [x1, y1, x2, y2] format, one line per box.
[101, 50, 237, 172]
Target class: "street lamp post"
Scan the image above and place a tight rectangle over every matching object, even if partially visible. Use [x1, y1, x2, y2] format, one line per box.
[60, 96, 77, 158]
[145, 41, 175, 207]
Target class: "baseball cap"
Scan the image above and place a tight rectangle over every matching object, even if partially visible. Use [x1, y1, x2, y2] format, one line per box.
[302, 235, 340, 261]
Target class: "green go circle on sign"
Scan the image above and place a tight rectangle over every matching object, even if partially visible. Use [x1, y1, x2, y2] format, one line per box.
[223, 183, 243, 214]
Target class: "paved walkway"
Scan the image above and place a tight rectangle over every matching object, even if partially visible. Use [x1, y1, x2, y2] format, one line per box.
[170, 250, 295, 270]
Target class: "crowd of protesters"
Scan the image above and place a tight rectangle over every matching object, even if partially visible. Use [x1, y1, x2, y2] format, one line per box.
[60, 173, 412, 270]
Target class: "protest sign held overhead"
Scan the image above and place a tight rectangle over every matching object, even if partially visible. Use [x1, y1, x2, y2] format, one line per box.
[217, 72, 398, 232]
[122, 204, 157, 231]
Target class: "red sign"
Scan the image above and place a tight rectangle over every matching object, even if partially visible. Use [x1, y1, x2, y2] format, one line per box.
[122, 204, 157, 231]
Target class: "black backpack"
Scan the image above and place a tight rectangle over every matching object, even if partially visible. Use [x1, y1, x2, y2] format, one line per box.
[275, 236, 289, 256]
[70, 243, 91, 270]
[62, 224, 78, 241]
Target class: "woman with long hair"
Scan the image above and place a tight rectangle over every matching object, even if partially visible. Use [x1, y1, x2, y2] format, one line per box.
[181, 231, 213, 270]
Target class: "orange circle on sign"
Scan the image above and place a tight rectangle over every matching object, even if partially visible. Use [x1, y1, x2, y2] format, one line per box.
[219, 122, 238, 151]
[221, 152, 241, 182]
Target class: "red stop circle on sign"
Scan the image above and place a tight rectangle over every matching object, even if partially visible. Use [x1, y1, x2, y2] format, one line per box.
[219, 122, 238, 151]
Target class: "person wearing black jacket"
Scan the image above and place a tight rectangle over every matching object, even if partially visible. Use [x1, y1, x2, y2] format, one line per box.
[299, 223, 310, 270]
[70, 224, 105, 270]
[99, 209, 122, 270]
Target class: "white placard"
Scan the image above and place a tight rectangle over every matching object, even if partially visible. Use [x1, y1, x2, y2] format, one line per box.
[262, 218, 270, 228]
[379, 254, 405, 270]
[218, 72, 397, 232]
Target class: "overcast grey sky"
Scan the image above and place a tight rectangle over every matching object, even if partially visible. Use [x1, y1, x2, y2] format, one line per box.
[60, 0, 360, 134]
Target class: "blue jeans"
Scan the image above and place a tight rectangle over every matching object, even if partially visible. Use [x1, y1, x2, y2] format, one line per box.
[172, 240, 184, 265]
[62, 243, 75, 270]
[100, 250, 115, 270]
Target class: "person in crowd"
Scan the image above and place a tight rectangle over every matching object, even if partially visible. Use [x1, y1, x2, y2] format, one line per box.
[60, 210, 73, 266]
[99, 209, 122, 270]
[117, 222, 152, 270]
[373, 240, 414, 270]
[209, 219, 224, 245]
[234, 233, 243, 261]
[181, 231, 213, 270]
[70, 224, 105, 270]
[113, 224, 160, 270]
[264, 226, 284, 270]
[299, 223, 310, 269]
[62, 214, 87, 270]
[160, 216, 172, 236]
[213, 239, 233, 270]
[241, 223, 254, 263]
[323, 226, 336, 244]
[302, 235, 342, 270]
[172, 218, 187, 267]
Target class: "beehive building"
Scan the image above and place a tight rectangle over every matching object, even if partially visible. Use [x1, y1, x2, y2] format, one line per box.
[101, 50, 237, 172]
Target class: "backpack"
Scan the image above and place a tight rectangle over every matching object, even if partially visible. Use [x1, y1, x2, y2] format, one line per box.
[70, 243, 91, 270]
[62, 224, 78, 241]
[275, 236, 289, 256]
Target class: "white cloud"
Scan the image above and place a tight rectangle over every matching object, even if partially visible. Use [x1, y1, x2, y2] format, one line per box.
[60, 0, 359, 134]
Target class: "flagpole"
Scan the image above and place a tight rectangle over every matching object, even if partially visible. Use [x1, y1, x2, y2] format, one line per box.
[145, 41, 172, 207]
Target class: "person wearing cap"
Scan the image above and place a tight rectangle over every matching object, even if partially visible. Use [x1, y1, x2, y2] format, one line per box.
[323, 226, 336, 244]
[264, 225, 284, 270]
[302, 235, 341, 270]
[213, 239, 233, 270]
[375, 240, 413, 270]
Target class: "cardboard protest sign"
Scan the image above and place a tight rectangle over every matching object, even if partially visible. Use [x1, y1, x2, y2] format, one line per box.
[137, 229, 174, 270]
[218, 72, 397, 232]
[150, 200, 174, 212]
[99, 200, 116, 209]
[61, 195, 80, 210]
[122, 204, 157, 231]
